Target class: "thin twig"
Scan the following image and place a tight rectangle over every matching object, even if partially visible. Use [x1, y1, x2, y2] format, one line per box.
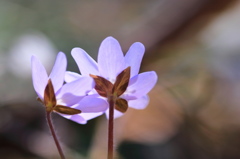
[46, 112, 66, 159]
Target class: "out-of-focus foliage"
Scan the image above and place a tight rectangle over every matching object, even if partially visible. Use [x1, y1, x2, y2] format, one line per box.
[1, 0, 240, 159]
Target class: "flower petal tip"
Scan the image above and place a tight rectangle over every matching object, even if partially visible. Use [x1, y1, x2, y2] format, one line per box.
[71, 47, 84, 55]
[151, 71, 158, 79]
[31, 55, 36, 60]
[56, 52, 67, 61]
[133, 42, 145, 50]
[105, 36, 116, 40]
[148, 71, 158, 85]
[102, 36, 119, 44]
[31, 55, 38, 65]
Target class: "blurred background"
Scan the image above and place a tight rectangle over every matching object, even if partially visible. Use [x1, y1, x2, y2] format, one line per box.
[0, 0, 240, 158]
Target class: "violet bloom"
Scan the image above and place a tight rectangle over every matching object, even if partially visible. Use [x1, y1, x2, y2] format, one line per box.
[66, 37, 158, 118]
[31, 52, 108, 124]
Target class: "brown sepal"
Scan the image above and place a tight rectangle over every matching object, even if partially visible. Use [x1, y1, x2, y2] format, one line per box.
[44, 79, 56, 110]
[115, 98, 128, 113]
[112, 67, 130, 97]
[36, 97, 44, 105]
[54, 105, 82, 115]
[90, 74, 113, 97]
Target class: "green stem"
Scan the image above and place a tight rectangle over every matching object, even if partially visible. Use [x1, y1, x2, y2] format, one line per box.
[46, 112, 66, 159]
[108, 98, 114, 159]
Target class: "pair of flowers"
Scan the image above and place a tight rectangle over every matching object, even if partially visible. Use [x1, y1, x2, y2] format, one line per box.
[31, 37, 158, 124]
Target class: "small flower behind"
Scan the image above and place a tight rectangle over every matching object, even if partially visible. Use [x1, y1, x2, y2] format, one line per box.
[31, 52, 108, 124]
[31, 52, 108, 159]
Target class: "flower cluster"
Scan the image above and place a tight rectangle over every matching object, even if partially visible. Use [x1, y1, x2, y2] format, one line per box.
[31, 36, 158, 124]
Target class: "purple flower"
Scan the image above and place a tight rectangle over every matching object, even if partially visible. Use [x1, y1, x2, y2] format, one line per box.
[66, 37, 158, 118]
[31, 52, 108, 124]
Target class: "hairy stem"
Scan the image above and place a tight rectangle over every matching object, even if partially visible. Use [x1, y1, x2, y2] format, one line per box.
[108, 98, 114, 159]
[46, 112, 65, 159]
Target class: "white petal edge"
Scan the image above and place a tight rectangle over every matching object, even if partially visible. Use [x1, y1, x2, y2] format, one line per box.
[128, 95, 149, 109]
[81, 112, 104, 121]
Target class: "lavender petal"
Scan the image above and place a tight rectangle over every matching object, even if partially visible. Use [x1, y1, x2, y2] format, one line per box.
[31, 55, 48, 99]
[98, 37, 125, 81]
[49, 52, 67, 93]
[71, 47, 99, 76]
[125, 42, 145, 77]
